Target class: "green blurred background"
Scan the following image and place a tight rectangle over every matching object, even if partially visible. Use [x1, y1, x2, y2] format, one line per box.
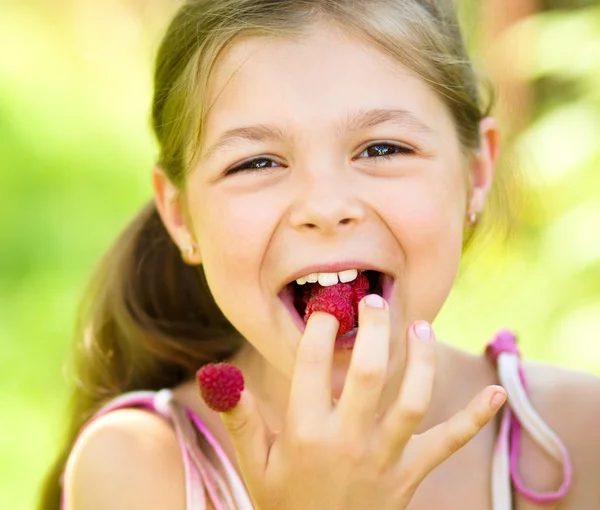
[1, 1, 599, 508]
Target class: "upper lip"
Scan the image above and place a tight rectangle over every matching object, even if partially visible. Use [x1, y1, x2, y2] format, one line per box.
[280, 261, 393, 292]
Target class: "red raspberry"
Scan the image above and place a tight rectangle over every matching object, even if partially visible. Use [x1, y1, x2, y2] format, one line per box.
[353, 272, 370, 292]
[304, 284, 355, 335]
[196, 363, 244, 413]
[351, 272, 369, 309]
[352, 287, 367, 309]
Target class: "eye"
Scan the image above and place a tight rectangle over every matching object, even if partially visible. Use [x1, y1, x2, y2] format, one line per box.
[225, 157, 281, 176]
[357, 142, 415, 160]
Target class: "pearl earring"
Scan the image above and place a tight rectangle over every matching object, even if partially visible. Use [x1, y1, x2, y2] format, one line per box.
[470, 212, 478, 225]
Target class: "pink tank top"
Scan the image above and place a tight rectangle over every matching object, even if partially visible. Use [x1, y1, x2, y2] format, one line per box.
[60, 330, 572, 509]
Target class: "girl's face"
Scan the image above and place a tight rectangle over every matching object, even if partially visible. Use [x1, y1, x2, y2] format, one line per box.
[156, 22, 497, 399]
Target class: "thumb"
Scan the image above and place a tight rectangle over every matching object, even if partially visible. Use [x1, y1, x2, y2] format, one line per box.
[197, 363, 270, 477]
[220, 389, 270, 476]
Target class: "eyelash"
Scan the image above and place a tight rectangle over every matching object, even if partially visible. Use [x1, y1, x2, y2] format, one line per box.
[224, 142, 415, 176]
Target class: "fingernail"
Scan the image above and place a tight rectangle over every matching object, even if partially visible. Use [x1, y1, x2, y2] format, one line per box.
[413, 321, 433, 341]
[364, 294, 385, 309]
[490, 391, 507, 411]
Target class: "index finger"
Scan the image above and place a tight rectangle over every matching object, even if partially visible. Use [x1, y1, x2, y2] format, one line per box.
[287, 312, 338, 422]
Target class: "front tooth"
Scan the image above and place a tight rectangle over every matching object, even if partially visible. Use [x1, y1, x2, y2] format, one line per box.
[305, 273, 318, 283]
[318, 272, 339, 286]
[338, 269, 358, 283]
[295, 276, 308, 285]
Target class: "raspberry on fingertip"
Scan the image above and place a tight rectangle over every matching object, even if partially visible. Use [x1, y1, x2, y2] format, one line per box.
[196, 363, 244, 413]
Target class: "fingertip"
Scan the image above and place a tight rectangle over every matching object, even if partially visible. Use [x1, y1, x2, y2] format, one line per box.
[306, 311, 339, 335]
[307, 310, 337, 325]
[410, 320, 435, 342]
[357, 296, 390, 333]
[488, 384, 507, 394]
[218, 389, 253, 430]
[488, 387, 508, 411]
[360, 294, 387, 310]
[218, 389, 270, 476]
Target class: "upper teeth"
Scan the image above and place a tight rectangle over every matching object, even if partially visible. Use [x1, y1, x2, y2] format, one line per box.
[295, 269, 359, 287]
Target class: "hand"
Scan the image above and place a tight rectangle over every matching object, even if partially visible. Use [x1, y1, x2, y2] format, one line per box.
[217, 296, 506, 510]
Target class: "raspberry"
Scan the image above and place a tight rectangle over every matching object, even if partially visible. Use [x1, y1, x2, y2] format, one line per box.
[303, 284, 356, 335]
[352, 287, 367, 309]
[352, 273, 369, 308]
[299, 272, 375, 336]
[353, 272, 370, 292]
[196, 363, 244, 413]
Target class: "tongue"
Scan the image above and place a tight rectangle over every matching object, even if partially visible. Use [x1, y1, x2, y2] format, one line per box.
[302, 273, 369, 336]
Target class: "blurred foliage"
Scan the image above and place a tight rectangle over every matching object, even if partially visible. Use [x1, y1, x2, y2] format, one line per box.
[1, 1, 599, 509]
[438, 4, 600, 368]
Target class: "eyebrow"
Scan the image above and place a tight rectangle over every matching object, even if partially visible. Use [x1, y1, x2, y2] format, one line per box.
[202, 124, 286, 161]
[201, 108, 436, 161]
[340, 108, 437, 138]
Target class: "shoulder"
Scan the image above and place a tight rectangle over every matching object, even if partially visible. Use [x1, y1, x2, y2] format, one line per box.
[523, 359, 600, 444]
[521, 360, 600, 508]
[63, 408, 186, 510]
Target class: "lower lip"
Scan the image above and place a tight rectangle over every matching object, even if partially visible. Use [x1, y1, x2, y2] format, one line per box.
[335, 327, 359, 350]
[279, 275, 395, 350]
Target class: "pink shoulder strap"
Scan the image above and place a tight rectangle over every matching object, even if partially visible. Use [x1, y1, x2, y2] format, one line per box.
[60, 390, 253, 510]
[486, 330, 572, 510]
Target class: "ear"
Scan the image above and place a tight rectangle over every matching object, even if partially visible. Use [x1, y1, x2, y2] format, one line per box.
[467, 117, 501, 218]
[152, 167, 201, 265]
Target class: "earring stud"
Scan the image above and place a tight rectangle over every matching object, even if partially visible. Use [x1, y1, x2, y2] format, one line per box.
[470, 212, 478, 225]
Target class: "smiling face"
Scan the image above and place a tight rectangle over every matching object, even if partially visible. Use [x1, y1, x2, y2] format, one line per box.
[155, 21, 497, 400]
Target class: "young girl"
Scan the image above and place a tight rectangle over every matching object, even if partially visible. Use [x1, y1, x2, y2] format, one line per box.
[40, 1, 600, 509]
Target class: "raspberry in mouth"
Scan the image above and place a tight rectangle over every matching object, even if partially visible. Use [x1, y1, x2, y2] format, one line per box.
[291, 270, 384, 335]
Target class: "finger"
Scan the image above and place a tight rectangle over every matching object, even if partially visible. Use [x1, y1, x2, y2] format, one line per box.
[219, 389, 271, 479]
[288, 311, 339, 422]
[336, 294, 390, 433]
[379, 321, 436, 459]
[410, 385, 507, 476]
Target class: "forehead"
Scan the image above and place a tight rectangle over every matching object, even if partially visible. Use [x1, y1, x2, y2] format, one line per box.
[203, 22, 454, 142]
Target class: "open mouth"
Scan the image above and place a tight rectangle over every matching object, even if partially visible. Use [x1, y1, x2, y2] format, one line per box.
[278, 270, 394, 334]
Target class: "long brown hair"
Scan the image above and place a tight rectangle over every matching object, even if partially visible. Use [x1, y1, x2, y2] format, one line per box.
[39, 1, 509, 508]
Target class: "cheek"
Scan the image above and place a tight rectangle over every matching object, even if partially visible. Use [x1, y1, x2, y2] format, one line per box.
[381, 171, 466, 317]
[397, 192, 465, 256]
[383, 169, 466, 247]
[188, 190, 278, 307]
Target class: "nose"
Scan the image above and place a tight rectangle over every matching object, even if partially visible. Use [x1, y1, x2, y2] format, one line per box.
[288, 170, 365, 235]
